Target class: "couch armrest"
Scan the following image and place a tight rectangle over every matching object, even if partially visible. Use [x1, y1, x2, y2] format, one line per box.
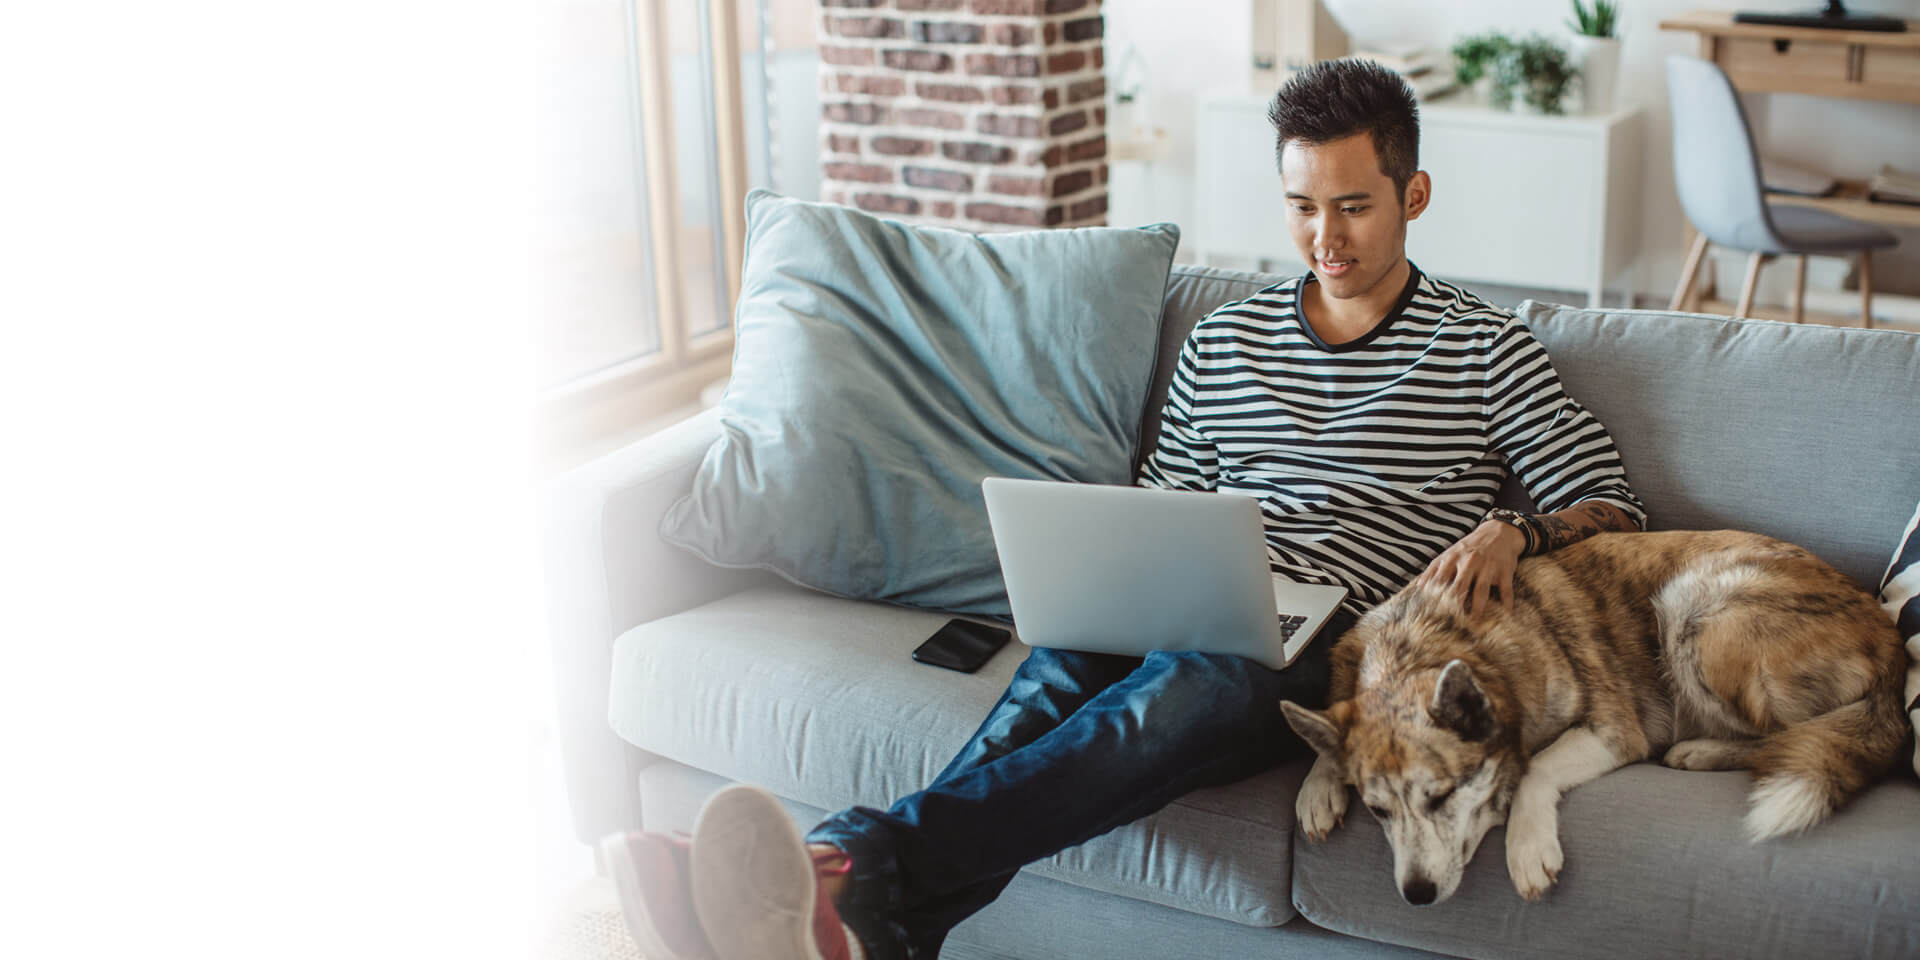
[543, 406, 780, 842]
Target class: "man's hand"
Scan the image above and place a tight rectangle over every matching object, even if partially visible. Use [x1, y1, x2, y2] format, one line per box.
[1416, 521, 1526, 618]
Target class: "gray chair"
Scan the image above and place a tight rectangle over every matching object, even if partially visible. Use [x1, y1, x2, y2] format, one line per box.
[1665, 55, 1897, 326]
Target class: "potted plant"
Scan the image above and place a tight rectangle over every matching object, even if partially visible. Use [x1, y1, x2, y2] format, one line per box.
[1567, 0, 1621, 113]
[1492, 36, 1578, 115]
[1450, 32, 1514, 102]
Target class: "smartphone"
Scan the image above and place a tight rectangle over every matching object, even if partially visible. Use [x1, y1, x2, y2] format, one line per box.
[912, 618, 1013, 673]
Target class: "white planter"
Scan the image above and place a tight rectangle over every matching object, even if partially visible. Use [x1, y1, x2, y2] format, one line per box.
[1569, 35, 1620, 114]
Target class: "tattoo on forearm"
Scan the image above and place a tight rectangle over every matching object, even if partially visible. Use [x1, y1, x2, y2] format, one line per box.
[1536, 503, 1635, 552]
[1537, 514, 1582, 552]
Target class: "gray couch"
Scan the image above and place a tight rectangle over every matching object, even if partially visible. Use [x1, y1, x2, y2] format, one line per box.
[546, 264, 1920, 959]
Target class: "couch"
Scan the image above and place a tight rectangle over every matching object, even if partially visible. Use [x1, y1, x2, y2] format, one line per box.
[545, 263, 1920, 959]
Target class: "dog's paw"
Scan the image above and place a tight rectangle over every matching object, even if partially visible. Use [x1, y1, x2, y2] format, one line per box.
[1505, 811, 1564, 902]
[1662, 738, 1743, 771]
[1296, 768, 1348, 842]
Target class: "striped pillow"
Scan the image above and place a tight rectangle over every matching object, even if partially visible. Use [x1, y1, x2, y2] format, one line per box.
[1881, 502, 1920, 777]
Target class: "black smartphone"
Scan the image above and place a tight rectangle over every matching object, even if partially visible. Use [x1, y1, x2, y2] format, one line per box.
[912, 618, 1013, 673]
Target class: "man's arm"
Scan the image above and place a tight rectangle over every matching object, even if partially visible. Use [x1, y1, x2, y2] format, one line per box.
[1421, 317, 1648, 615]
[1136, 331, 1219, 492]
[1418, 500, 1639, 617]
[1530, 500, 1639, 553]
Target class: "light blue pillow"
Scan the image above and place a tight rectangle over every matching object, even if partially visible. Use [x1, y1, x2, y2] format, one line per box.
[661, 191, 1180, 615]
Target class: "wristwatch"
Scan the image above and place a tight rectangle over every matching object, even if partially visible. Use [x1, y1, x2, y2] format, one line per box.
[1485, 508, 1543, 556]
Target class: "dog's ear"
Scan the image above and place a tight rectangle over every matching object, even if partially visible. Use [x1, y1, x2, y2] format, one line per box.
[1429, 659, 1494, 742]
[1280, 700, 1344, 760]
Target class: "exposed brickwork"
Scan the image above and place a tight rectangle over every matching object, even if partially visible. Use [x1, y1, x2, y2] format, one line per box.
[988, 24, 1034, 46]
[978, 114, 1042, 138]
[904, 166, 975, 192]
[824, 161, 895, 183]
[872, 135, 936, 155]
[900, 107, 967, 130]
[825, 16, 905, 39]
[832, 74, 907, 97]
[818, 0, 1107, 231]
[819, 45, 876, 66]
[987, 174, 1046, 196]
[973, 0, 1041, 14]
[964, 53, 1040, 78]
[883, 50, 954, 72]
[1065, 134, 1105, 162]
[916, 82, 985, 103]
[913, 21, 981, 43]
[1050, 169, 1093, 197]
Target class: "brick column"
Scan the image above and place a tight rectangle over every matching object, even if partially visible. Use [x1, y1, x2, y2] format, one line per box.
[818, 0, 1107, 231]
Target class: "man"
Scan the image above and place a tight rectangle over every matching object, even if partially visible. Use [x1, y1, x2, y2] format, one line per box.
[604, 59, 1645, 960]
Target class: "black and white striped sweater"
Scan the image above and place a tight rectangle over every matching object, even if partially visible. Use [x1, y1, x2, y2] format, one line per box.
[1137, 267, 1647, 615]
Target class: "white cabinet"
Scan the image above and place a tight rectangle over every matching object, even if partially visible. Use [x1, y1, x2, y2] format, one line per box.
[1194, 93, 1644, 307]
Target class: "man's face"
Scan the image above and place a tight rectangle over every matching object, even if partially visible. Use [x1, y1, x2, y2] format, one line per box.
[1280, 132, 1428, 303]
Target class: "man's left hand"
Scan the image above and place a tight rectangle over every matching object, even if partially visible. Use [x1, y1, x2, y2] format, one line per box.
[1415, 521, 1526, 618]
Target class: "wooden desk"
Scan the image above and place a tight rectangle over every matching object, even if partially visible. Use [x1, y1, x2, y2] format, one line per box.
[1660, 10, 1920, 105]
[1662, 10, 1918, 233]
[1660, 11, 1916, 319]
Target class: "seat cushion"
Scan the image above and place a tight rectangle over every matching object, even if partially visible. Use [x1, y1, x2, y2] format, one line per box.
[1293, 763, 1920, 959]
[608, 583, 1307, 926]
[1766, 202, 1899, 253]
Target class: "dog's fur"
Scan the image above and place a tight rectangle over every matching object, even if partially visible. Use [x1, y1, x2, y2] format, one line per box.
[1280, 530, 1906, 905]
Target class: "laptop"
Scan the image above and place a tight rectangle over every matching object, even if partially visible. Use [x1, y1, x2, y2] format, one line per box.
[981, 477, 1350, 671]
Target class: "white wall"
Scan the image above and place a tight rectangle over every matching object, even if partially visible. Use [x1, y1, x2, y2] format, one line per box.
[1105, 0, 1920, 300]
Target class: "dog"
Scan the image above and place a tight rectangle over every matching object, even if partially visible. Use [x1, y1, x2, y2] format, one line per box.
[1279, 530, 1907, 906]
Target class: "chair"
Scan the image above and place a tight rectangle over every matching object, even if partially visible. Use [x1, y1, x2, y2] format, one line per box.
[1665, 56, 1897, 326]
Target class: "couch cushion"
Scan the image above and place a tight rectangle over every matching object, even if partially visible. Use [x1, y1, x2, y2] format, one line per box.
[608, 583, 1307, 926]
[1293, 762, 1920, 959]
[660, 191, 1180, 616]
[1516, 302, 1920, 588]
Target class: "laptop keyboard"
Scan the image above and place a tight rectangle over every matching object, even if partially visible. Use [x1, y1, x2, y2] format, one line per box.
[1277, 614, 1308, 639]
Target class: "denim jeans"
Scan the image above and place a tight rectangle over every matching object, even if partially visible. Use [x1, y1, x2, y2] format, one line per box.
[805, 610, 1353, 960]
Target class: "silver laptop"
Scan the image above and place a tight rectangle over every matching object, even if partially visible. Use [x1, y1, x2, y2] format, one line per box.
[981, 477, 1350, 670]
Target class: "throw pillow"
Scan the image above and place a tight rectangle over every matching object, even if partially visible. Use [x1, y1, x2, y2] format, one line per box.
[1881, 501, 1920, 777]
[661, 191, 1181, 615]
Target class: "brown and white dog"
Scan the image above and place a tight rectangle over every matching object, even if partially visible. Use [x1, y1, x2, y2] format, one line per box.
[1280, 530, 1907, 906]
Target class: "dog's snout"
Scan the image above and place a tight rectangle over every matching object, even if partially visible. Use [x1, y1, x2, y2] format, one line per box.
[1401, 877, 1438, 906]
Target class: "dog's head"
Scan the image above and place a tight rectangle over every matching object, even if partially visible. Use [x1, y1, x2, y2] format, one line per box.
[1282, 607, 1522, 906]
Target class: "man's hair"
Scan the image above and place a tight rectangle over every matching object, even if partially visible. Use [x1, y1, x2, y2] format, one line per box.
[1266, 58, 1420, 198]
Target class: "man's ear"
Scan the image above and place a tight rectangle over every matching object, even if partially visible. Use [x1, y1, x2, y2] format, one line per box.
[1403, 169, 1432, 221]
[1281, 700, 1344, 760]
[1429, 659, 1494, 742]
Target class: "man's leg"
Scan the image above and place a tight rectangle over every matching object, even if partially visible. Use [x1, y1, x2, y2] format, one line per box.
[804, 645, 1140, 954]
[812, 614, 1346, 959]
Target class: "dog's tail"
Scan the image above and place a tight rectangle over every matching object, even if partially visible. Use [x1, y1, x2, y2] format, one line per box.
[1743, 688, 1906, 842]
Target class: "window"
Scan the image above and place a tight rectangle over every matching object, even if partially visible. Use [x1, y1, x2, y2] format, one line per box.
[535, 0, 820, 466]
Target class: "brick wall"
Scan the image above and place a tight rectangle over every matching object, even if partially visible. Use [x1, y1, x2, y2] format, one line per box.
[818, 0, 1107, 231]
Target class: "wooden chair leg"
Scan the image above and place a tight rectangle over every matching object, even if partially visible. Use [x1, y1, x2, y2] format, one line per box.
[1671, 232, 1709, 311]
[1791, 255, 1807, 324]
[1735, 252, 1766, 320]
[1860, 250, 1875, 329]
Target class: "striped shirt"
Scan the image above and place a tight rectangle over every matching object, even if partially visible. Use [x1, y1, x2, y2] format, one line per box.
[1137, 267, 1646, 615]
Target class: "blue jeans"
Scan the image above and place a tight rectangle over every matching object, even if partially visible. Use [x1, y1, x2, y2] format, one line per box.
[805, 610, 1352, 960]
